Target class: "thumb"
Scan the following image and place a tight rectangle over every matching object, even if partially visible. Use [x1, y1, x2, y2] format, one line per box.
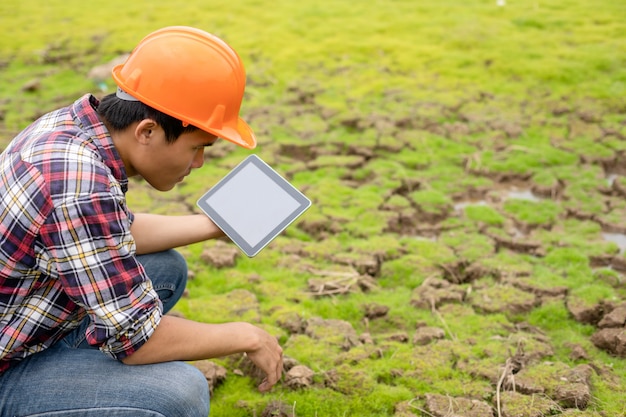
[258, 378, 271, 393]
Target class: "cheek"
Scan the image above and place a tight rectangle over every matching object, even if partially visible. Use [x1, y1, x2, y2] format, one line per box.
[192, 149, 204, 166]
[164, 149, 195, 169]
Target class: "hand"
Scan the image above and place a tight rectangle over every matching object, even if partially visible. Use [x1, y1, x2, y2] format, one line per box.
[244, 326, 284, 392]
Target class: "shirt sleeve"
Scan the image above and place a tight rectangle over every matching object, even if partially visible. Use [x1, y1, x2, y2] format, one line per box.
[40, 191, 162, 361]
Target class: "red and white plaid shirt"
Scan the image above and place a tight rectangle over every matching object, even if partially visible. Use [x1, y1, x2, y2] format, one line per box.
[0, 95, 162, 373]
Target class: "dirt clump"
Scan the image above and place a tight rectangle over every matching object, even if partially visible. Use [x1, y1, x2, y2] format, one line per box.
[276, 311, 307, 334]
[423, 393, 494, 417]
[284, 364, 315, 389]
[566, 298, 614, 325]
[590, 328, 626, 357]
[191, 360, 227, 395]
[332, 252, 383, 277]
[567, 300, 626, 357]
[393, 400, 421, 417]
[506, 278, 568, 301]
[597, 303, 626, 328]
[200, 240, 240, 268]
[308, 273, 377, 297]
[364, 303, 390, 319]
[499, 391, 561, 417]
[260, 400, 295, 417]
[508, 363, 593, 409]
[410, 277, 466, 309]
[440, 260, 494, 285]
[566, 343, 590, 361]
[412, 326, 445, 346]
[305, 317, 361, 350]
[469, 284, 538, 315]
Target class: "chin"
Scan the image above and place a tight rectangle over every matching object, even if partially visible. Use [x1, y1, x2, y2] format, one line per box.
[159, 184, 177, 192]
[148, 181, 176, 192]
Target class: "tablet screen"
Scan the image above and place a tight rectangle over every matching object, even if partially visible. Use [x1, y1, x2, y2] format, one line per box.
[197, 155, 311, 257]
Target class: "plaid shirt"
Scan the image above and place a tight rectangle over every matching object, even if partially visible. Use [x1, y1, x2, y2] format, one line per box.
[0, 95, 162, 373]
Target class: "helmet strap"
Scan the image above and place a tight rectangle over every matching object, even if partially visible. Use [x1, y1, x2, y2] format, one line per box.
[116, 86, 139, 102]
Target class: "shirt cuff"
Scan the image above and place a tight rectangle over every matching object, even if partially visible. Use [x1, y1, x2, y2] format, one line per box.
[99, 299, 163, 361]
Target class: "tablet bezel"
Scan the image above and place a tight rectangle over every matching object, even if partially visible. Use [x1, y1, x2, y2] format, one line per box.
[196, 154, 311, 257]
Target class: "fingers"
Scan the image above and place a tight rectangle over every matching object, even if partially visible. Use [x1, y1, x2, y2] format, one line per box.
[244, 326, 284, 392]
[257, 346, 283, 392]
[258, 378, 271, 393]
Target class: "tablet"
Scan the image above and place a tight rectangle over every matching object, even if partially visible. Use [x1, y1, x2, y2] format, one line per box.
[197, 154, 311, 257]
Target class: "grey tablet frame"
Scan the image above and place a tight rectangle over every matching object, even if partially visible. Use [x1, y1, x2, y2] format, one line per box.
[197, 154, 311, 257]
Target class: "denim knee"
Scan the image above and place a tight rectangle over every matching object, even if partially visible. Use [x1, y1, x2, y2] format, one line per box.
[138, 249, 188, 313]
[148, 362, 210, 417]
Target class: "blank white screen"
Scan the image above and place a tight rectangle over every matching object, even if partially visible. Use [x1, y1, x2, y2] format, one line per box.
[203, 163, 300, 247]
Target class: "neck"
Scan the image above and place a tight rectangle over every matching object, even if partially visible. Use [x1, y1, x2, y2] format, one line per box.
[99, 116, 138, 177]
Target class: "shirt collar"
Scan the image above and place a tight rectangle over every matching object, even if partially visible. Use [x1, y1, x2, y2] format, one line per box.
[70, 94, 129, 193]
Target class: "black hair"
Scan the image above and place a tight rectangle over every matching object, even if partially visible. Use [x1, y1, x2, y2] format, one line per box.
[96, 93, 198, 143]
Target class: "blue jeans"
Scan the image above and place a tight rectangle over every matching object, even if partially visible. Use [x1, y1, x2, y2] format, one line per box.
[0, 250, 210, 417]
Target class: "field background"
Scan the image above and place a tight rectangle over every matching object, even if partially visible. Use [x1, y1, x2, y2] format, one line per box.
[1, 1, 626, 416]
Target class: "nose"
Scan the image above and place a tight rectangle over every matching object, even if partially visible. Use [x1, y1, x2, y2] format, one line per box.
[191, 148, 204, 169]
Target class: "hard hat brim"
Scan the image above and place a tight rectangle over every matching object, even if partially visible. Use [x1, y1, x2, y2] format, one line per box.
[209, 117, 258, 149]
[232, 117, 257, 149]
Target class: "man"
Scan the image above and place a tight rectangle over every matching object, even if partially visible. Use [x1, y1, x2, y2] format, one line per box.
[0, 26, 282, 416]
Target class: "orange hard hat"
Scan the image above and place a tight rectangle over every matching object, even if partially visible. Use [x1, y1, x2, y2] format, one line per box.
[112, 26, 256, 149]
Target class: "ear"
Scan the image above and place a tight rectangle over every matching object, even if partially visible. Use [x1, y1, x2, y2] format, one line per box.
[134, 119, 158, 145]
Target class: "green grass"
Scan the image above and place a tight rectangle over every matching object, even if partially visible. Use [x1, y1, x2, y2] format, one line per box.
[2, 0, 626, 415]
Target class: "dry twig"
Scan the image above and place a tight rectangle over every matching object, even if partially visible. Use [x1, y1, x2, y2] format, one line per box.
[407, 397, 436, 417]
[429, 297, 458, 342]
[496, 358, 513, 417]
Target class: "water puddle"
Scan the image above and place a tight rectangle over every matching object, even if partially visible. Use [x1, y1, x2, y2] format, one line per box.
[602, 232, 626, 255]
[453, 200, 487, 211]
[414, 235, 437, 242]
[454, 187, 540, 210]
[607, 174, 618, 187]
[606, 174, 624, 187]
[509, 226, 527, 239]
[506, 187, 541, 201]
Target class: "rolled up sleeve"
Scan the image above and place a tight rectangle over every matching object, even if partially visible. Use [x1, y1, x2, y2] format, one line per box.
[41, 191, 162, 360]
